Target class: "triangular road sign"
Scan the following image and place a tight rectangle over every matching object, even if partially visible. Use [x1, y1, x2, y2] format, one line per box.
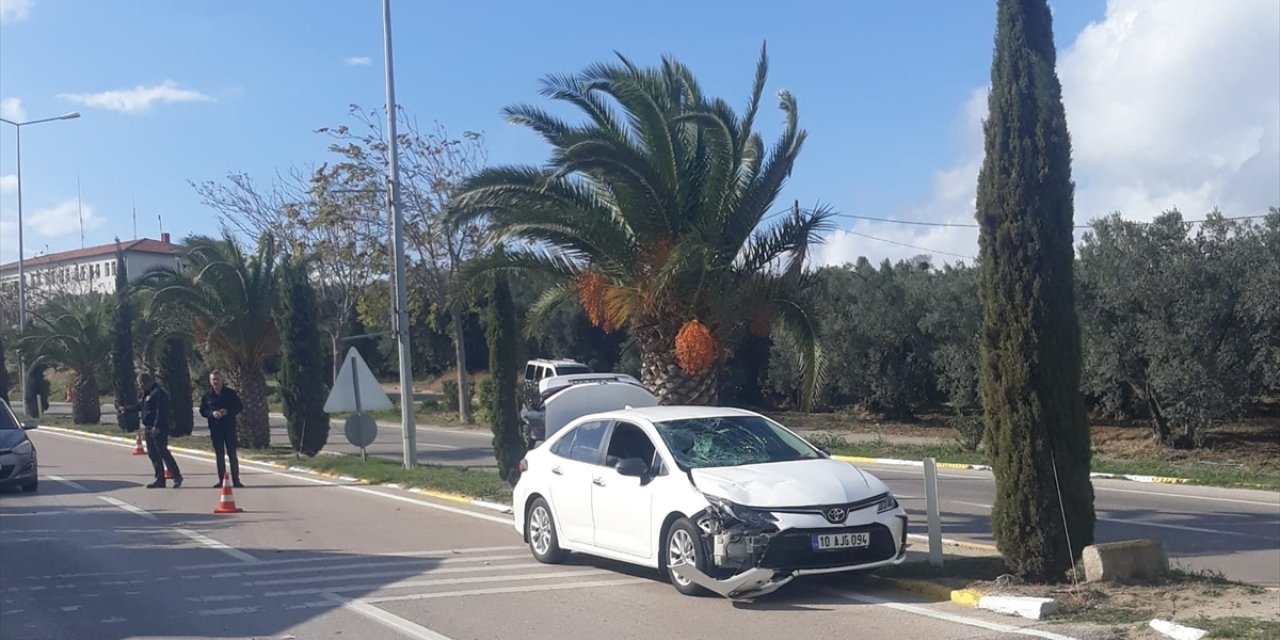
[324, 347, 395, 413]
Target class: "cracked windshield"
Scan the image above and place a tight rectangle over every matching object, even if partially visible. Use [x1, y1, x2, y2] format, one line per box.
[656, 416, 821, 469]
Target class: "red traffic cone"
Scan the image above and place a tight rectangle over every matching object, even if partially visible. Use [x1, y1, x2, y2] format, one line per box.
[164, 468, 174, 479]
[132, 431, 146, 455]
[213, 472, 243, 514]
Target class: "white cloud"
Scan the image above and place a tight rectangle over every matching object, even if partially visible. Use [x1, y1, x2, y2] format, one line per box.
[0, 97, 25, 121]
[24, 199, 102, 238]
[818, 0, 1280, 267]
[345, 56, 373, 66]
[0, 0, 31, 24]
[58, 80, 212, 114]
[0, 175, 16, 193]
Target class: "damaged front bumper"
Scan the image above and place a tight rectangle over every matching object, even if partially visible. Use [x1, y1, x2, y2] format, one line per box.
[681, 501, 908, 600]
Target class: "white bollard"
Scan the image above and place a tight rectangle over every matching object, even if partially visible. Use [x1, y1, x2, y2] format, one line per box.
[924, 457, 943, 567]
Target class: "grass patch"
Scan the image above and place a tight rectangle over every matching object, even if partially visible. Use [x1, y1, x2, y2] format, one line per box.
[1187, 616, 1280, 639]
[829, 440, 1280, 490]
[39, 417, 511, 502]
[1058, 604, 1155, 625]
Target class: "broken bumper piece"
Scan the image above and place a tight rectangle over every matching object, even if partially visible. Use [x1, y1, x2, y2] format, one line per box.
[669, 564, 794, 600]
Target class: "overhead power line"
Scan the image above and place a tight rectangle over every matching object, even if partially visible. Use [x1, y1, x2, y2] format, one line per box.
[836, 230, 976, 261]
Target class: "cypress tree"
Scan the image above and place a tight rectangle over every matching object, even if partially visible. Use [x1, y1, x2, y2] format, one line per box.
[976, 0, 1095, 581]
[486, 267, 525, 484]
[159, 337, 194, 437]
[278, 258, 330, 456]
[111, 243, 141, 432]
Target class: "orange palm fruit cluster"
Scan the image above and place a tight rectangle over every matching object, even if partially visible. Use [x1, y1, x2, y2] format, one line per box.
[675, 319, 718, 375]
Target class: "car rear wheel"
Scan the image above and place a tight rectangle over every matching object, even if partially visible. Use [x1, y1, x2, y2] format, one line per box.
[526, 497, 565, 564]
[664, 518, 709, 596]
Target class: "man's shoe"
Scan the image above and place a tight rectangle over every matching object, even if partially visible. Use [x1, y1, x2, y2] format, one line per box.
[213, 481, 225, 488]
[172, 477, 183, 488]
[145, 480, 165, 489]
[232, 481, 245, 489]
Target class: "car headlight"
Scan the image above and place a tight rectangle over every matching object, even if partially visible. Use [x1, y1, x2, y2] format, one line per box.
[877, 493, 899, 513]
[704, 494, 777, 526]
[13, 440, 33, 456]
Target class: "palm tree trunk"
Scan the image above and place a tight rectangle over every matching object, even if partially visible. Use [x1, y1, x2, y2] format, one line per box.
[638, 329, 719, 406]
[71, 373, 101, 424]
[452, 304, 474, 424]
[233, 365, 271, 449]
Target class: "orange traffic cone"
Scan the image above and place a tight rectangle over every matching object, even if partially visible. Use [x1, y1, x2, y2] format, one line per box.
[213, 472, 243, 514]
[132, 431, 146, 455]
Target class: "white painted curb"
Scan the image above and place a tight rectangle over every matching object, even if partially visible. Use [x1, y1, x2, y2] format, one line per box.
[1149, 619, 1208, 640]
[977, 595, 1059, 620]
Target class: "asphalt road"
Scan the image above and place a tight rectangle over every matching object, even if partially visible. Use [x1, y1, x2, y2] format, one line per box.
[40, 403, 1280, 585]
[0, 429, 1116, 640]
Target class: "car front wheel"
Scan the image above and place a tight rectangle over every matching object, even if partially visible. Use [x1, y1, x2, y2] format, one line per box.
[664, 518, 709, 596]
[21, 477, 37, 493]
[526, 497, 565, 564]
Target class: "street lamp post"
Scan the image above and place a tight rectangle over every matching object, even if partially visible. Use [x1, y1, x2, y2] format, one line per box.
[381, 0, 416, 469]
[1, 111, 81, 408]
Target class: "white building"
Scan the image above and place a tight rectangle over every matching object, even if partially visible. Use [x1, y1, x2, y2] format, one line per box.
[0, 234, 183, 299]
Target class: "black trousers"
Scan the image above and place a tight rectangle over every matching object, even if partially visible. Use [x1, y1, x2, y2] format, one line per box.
[210, 425, 240, 483]
[145, 429, 181, 481]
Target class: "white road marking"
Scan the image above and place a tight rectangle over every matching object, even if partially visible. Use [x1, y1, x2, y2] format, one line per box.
[1094, 485, 1280, 507]
[97, 496, 157, 520]
[953, 500, 1274, 540]
[198, 606, 261, 616]
[247, 562, 576, 587]
[325, 592, 454, 640]
[46, 475, 88, 492]
[173, 528, 259, 564]
[263, 569, 615, 598]
[221, 554, 530, 580]
[40, 428, 514, 525]
[175, 545, 526, 572]
[825, 587, 1079, 640]
[360, 577, 650, 604]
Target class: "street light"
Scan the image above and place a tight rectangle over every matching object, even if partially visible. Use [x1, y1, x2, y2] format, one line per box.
[1, 111, 82, 409]
[381, 0, 416, 469]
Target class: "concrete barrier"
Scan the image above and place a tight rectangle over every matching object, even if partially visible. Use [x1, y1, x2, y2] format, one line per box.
[1082, 539, 1169, 583]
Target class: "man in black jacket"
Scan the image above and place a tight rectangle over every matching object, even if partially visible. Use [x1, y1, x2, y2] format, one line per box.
[200, 370, 244, 488]
[118, 372, 182, 488]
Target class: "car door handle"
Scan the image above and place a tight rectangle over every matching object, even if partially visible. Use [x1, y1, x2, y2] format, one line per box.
[592, 477, 606, 487]
[551, 467, 563, 476]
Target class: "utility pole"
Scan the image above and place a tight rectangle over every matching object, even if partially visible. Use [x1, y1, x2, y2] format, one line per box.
[383, 0, 416, 469]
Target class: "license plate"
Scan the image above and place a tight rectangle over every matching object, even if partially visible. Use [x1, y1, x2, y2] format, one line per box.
[812, 532, 870, 551]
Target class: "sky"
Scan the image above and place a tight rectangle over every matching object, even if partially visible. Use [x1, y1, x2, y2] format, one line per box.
[1, 0, 1277, 269]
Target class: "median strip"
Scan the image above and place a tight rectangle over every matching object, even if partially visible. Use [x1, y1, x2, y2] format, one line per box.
[834, 454, 1199, 486]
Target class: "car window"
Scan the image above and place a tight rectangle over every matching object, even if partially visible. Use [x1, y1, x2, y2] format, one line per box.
[555, 364, 591, 375]
[0, 404, 17, 430]
[567, 420, 609, 465]
[605, 421, 657, 470]
[525, 365, 536, 380]
[549, 427, 577, 458]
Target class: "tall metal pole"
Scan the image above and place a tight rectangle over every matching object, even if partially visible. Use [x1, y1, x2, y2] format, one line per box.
[383, 0, 416, 469]
[14, 126, 25, 399]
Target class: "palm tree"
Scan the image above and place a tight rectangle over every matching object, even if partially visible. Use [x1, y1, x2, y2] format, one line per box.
[142, 233, 281, 448]
[21, 294, 114, 423]
[449, 45, 831, 406]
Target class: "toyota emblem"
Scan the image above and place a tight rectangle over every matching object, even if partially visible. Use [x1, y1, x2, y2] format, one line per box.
[824, 507, 847, 524]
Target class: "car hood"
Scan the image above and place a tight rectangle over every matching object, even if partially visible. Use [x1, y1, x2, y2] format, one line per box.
[690, 458, 889, 508]
[0, 429, 29, 451]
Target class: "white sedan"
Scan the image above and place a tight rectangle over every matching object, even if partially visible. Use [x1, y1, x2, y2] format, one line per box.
[512, 381, 908, 599]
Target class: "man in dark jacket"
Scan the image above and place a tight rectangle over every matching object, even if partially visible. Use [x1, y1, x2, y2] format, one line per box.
[200, 370, 244, 488]
[118, 372, 182, 488]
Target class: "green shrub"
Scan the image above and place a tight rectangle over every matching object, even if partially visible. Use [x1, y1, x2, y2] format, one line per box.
[475, 377, 497, 424]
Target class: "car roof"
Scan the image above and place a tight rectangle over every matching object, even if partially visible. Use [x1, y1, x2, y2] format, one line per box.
[529, 359, 587, 366]
[581, 404, 764, 425]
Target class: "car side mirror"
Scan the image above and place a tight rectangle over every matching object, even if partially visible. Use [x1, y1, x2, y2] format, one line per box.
[615, 457, 648, 478]
[815, 443, 830, 455]
[21, 419, 37, 430]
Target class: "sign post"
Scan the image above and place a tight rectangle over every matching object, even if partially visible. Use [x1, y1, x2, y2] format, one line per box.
[325, 347, 391, 459]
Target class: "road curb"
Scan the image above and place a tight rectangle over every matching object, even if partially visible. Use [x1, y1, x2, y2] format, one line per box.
[36, 425, 514, 515]
[833, 454, 1197, 486]
[871, 576, 956, 601]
